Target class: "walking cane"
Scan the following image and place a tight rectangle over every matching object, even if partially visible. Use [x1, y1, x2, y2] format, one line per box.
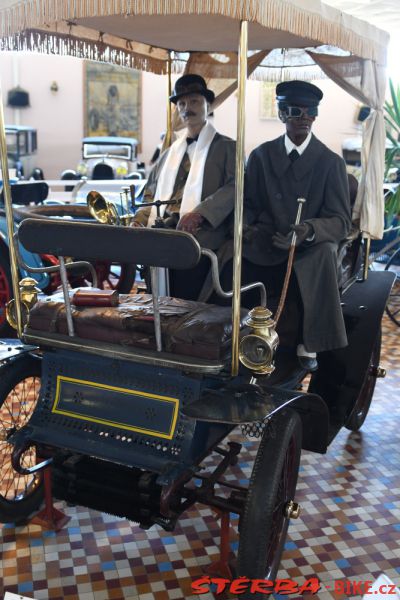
[274, 197, 306, 323]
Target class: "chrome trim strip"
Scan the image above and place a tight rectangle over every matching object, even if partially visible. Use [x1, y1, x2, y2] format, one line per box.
[23, 330, 225, 374]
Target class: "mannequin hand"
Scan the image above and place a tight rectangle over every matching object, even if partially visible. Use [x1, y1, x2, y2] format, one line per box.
[272, 223, 312, 250]
[291, 222, 313, 244]
[177, 212, 204, 234]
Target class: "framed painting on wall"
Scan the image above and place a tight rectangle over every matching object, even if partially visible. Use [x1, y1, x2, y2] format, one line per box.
[259, 81, 278, 120]
[84, 61, 141, 145]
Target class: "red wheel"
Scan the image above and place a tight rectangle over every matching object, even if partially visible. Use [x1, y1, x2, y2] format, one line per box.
[0, 251, 14, 337]
[68, 261, 136, 293]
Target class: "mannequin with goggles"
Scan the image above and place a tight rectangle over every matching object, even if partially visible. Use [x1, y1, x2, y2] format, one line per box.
[278, 104, 319, 121]
[237, 80, 352, 371]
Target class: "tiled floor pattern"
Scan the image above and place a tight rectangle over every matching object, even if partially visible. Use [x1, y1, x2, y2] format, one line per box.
[1, 314, 399, 600]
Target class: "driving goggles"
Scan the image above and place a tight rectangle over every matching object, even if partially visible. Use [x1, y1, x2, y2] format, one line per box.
[280, 105, 319, 119]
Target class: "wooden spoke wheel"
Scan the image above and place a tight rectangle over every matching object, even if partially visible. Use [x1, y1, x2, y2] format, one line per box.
[237, 409, 302, 595]
[0, 355, 43, 523]
[345, 329, 382, 432]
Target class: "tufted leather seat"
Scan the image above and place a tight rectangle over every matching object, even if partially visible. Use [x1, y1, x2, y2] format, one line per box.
[28, 291, 248, 361]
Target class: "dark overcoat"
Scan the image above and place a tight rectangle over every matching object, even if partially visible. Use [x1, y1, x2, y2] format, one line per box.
[242, 134, 352, 352]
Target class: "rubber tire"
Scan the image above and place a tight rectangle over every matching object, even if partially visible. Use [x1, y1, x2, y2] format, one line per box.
[0, 354, 44, 523]
[345, 328, 381, 432]
[237, 409, 302, 595]
[111, 263, 136, 293]
[385, 247, 400, 327]
[0, 250, 15, 337]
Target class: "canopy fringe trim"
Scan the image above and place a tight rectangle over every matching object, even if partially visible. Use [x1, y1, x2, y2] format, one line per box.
[0, 29, 168, 72]
[0, 0, 389, 65]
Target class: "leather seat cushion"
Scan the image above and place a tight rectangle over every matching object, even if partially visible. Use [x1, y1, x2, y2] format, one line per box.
[28, 292, 249, 361]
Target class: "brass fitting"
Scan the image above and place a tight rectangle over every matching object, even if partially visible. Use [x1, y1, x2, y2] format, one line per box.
[5, 277, 40, 330]
[20, 277, 41, 310]
[284, 500, 301, 519]
[239, 306, 279, 375]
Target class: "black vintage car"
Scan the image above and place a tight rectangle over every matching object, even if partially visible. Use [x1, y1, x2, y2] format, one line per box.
[0, 2, 394, 598]
[5, 125, 44, 180]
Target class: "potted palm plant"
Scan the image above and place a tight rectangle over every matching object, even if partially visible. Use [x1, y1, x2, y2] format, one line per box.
[384, 79, 400, 226]
[371, 79, 400, 258]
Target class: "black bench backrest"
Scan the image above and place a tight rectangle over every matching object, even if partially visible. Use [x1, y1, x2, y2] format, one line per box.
[1, 181, 49, 205]
[18, 218, 202, 270]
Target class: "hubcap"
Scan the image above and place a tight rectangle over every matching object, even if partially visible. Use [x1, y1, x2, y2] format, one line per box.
[284, 500, 301, 519]
[0, 376, 41, 501]
[370, 365, 386, 378]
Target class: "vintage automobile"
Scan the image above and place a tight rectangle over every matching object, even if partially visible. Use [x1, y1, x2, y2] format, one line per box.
[0, 1, 394, 597]
[5, 125, 44, 180]
[0, 179, 146, 336]
[62, 136, 146, 182]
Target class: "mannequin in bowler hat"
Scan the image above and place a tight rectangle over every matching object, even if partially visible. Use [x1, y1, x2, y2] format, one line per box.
[239, 80, 351, 371]
[133, 74, 235, 300]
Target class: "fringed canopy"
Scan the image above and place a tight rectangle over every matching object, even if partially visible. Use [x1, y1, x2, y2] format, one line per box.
[0, 0, 389, 73]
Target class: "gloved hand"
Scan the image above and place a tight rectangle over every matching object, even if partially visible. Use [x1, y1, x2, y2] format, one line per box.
[177, 212, 204, 234]
[272, 222, 313, 250]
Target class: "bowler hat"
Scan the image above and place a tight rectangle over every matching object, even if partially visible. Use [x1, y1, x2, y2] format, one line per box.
[276, 80, 323, 107]
[170, 74, 215, 104]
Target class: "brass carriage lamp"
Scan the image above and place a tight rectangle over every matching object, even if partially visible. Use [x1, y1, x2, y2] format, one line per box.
[239, 306, 279, 375]
[6, 277, 40, 330]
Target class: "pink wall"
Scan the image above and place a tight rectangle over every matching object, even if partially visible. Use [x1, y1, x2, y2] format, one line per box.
[0, 52, 83, 178]
[0, 52, 360, 178]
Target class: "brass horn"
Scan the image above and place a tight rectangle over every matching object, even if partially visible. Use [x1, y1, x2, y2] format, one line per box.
[87, 191, 119, 225]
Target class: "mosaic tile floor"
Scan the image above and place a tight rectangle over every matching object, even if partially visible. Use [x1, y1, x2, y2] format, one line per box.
[1, 314, 399, 600]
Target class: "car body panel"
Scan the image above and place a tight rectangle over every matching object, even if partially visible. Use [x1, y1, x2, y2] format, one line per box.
[77, 136, 143, 179]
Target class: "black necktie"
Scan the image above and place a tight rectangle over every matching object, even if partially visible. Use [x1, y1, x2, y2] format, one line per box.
[186, 135, 199, 145]
[288, 149, 300, 162]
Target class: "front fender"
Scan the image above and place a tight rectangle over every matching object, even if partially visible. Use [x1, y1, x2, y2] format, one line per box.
[0, 339, 40, 368]
[309, 270, 395, 430]
[182, 382, 329, 454]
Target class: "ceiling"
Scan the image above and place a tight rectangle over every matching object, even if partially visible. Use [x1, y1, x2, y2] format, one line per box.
[324, 0, 400, 34]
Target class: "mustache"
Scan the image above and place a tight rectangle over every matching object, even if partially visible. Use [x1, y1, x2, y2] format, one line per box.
[182, 111, 196, 118]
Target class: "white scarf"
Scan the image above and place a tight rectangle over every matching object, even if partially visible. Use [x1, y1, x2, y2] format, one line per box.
[147, 121, 217, 227]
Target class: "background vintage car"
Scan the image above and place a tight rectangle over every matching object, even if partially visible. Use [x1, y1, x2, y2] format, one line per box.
[61, 136, 146, 182]
[5, 125, 44, 180]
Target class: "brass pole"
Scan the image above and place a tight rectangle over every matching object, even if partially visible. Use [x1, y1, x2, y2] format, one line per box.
[363, 236, 371, 281]
[231, 20, 248, 376]
[164, 51, 173, 149]
[0, 83, 22, 337]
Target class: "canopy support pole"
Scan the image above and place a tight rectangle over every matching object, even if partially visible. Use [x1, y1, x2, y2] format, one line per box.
[0, 83, 23, 337]
[231, 20, 248, 377]
[362, 236, 371, 281]
[164, 51, 173, 149]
